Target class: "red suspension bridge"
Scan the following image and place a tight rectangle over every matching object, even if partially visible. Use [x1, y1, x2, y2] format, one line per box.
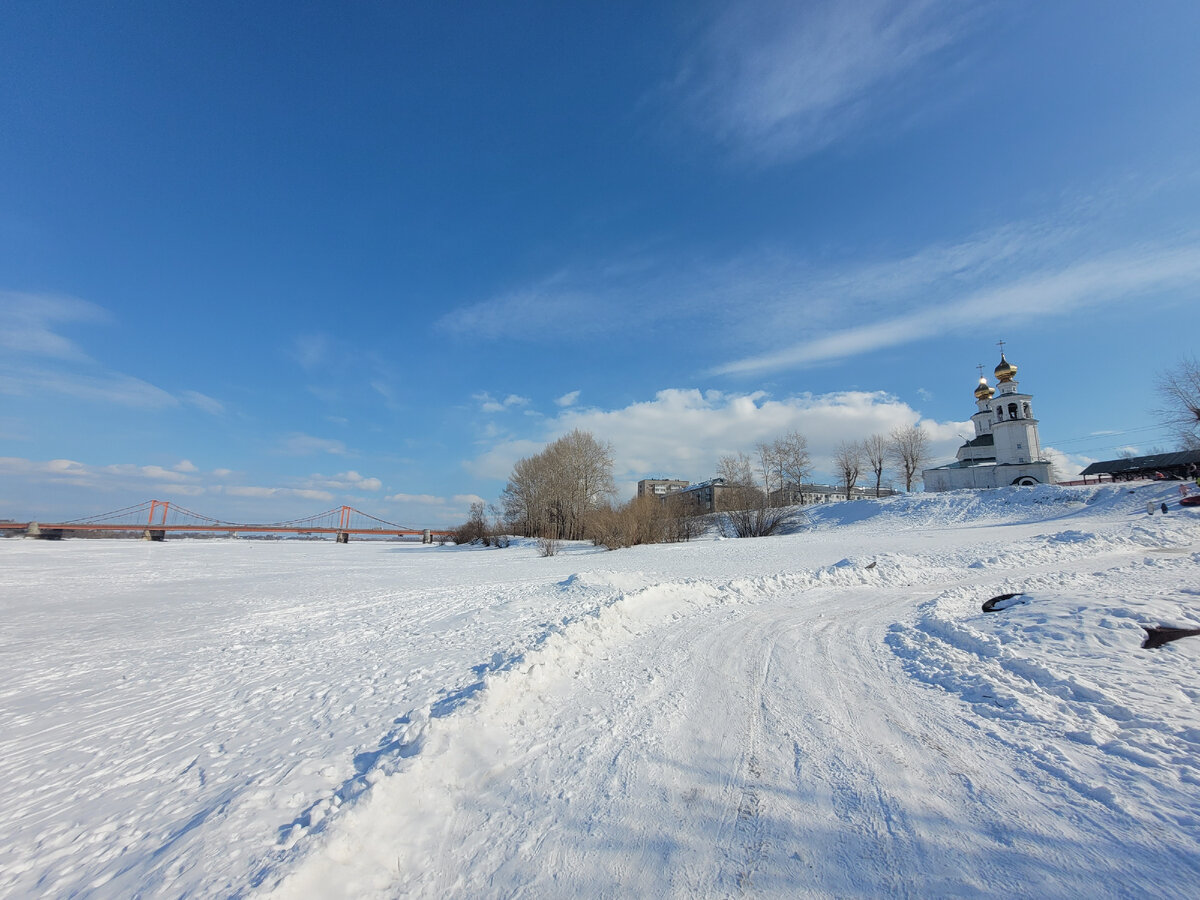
[0, 500, 452, 543]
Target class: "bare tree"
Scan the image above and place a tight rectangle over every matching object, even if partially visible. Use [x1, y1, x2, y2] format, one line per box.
[1156, 356, 1200, 449]
[755, 440, 782, 503]
[753, 431, 813, 506]
[862, 433, 889, 497]
[452, 501, 490, 545]
[889, 425, 931, 492]
[501, 429, 615, 539]
[834, 440, 863, 500]
[715, 451, 750, 484]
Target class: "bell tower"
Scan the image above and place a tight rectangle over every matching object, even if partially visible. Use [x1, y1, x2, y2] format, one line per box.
[989, 347, 1042, 466]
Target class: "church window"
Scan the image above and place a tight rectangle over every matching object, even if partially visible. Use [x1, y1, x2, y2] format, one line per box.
[1023, 402, 1031, 418]
[1008, 402, 1019, 419]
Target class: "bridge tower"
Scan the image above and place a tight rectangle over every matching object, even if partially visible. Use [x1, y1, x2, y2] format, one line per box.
[143, 499, 169, 541]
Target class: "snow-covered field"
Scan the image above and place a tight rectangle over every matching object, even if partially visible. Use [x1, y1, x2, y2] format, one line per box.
[3, 482, 1200, 898]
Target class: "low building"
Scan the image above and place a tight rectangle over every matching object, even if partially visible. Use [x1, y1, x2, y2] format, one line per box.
[674, 478, 732, 513]
[1077, 449, 1200, 483]
[771, 483, 896, 505]
[636, 478, 690, 500]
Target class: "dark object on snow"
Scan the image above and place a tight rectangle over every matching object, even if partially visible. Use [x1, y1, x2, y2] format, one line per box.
[1162, 503, 1169, 514]
[982, 592, 1024, 612]
[865, 560, 877, 569]
[1142, 626, 1200, 649]
[1183, 494, 1200, 507]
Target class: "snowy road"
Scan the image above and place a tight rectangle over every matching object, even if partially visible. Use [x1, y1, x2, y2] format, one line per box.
[4, 484, 1200, 897]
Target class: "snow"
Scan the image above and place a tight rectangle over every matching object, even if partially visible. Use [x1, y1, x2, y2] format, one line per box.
[2, 482, 1199, 897]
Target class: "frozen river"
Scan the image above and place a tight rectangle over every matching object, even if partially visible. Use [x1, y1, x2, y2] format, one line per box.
[3, 483, 1199, 897]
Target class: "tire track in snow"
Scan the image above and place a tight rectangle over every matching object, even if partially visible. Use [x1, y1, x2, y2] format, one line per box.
[261, 513, 1200, 897]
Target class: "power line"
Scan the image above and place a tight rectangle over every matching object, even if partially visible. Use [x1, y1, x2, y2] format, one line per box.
[1044, 423, 1175, 450]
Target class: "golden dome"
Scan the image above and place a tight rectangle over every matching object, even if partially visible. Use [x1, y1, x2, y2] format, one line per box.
[974, 377, 994, 400]
[994, 353, 1017, 383]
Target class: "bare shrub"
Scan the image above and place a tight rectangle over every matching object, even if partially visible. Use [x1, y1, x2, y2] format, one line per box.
[537, 537, 560, 557]
[716, 452, 789, 538]
[585, 495, 703, 550]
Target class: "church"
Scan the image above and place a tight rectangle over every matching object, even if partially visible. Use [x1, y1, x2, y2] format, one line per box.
[923, 349, 1053, 491]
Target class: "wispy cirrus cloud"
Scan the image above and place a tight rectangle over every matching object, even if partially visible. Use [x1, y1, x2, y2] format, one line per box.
[0, 368, 180, 408]
[437, 282, 598, 342]
[675, 0, 982, 163]
[181, 390, 224, 415]
[712, 239, 1200, 377]
[289, 333, 331, 370]
[0, 291, 229, 413]
[278, 433, 349, 456]
[0, 292, 108, 360]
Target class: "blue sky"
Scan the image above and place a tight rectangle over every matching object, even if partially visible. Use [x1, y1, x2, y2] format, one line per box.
[3, 1, 1200, 526]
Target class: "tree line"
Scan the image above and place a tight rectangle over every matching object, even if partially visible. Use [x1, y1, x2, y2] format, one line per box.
[456, 425, 932, 549]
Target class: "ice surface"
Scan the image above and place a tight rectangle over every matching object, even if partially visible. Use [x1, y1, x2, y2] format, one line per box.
[2, 482, 1199, 897]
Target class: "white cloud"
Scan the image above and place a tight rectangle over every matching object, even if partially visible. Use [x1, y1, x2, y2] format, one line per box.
[1042, 447, 1094, 480]
[473, 392, 532, 413]
[46, 458, 86, 473]
[556, 390, 581, 407]
[453, 494, 487, 507]
[302, 470, 383, 492]
[675, 0, 979, 163]
[464, 439, 546, 481]
[224, 486, 334, 501]
[130, 465, 195, 483]
[163, 484, 206, 497]
[174, 460, 198, 473]
[466, 388, 966, 488]
[226, 485, 317, 504]
[0, 456, 204, 498]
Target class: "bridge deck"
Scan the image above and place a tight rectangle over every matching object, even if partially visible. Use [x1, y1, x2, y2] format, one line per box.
[0, 523, 451, 536]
